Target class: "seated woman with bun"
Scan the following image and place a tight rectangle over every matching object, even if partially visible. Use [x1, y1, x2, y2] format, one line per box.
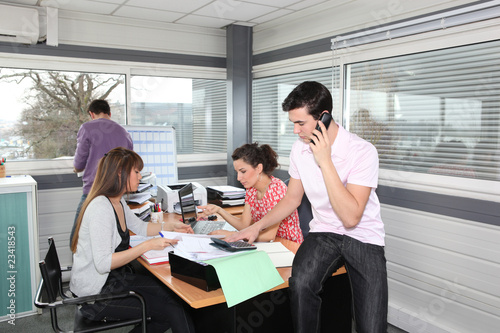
[199, 143, 303, 243]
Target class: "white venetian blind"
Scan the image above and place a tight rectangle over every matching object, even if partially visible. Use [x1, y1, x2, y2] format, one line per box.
[192, 79, 227, 153]
[346, 40, 500, 181]
[130, 76, 226, 154]
[252, 68, 339, 157]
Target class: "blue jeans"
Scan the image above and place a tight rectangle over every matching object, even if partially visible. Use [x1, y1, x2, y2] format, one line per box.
[80, 268, 195, 333]
[70, 193, 87, 248]
[289, 232, 388, 333]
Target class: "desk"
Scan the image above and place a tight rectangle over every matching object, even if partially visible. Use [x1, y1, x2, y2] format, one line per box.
[137, 211, 352, 332]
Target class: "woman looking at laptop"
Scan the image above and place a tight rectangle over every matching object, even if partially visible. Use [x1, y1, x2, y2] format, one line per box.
[70, 147, 195, 333]
[199, 143, 304, 243]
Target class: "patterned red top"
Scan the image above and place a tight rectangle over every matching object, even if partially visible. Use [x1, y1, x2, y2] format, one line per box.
[245, 176, 304, 243]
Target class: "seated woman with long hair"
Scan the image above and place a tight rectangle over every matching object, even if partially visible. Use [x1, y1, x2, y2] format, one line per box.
[70, 147, 195, 333]
[199, 143, 303, 243]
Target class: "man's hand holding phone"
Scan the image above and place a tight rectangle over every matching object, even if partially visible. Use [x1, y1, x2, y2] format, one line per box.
[310, 114, 333, 167]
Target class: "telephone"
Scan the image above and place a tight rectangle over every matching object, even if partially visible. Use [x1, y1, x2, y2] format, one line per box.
[312, 112, 333, 144]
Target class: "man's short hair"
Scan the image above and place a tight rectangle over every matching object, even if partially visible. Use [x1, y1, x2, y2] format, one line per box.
[282, 81, 333, 120]
[88, 99, 111, 115]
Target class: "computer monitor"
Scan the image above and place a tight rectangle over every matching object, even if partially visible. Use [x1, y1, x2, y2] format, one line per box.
[178, 183, 197, 223]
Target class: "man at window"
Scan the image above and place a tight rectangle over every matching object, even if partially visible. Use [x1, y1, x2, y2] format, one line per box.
[69, 99, 133, 247]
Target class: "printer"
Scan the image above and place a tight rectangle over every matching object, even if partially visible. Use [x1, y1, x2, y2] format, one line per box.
[157, 182, 207, 213]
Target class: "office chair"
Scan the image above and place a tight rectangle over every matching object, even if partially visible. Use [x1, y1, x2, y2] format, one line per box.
[35, 237, 148, 333]
[284, 178, 312, 237]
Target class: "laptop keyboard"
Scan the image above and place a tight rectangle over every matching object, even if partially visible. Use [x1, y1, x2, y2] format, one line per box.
[193, 220, 227, 234]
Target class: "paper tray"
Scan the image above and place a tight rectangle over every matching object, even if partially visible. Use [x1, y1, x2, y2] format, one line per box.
[169, 252, 221, 291]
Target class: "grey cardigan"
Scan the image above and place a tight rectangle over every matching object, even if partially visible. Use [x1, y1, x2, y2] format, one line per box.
[69, 195, 148, 296]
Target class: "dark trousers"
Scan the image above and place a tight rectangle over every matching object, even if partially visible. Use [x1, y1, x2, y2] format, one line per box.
[70, 193, 87, 248]
[80, 268, 195, 333]
[289, 232, 388, 333]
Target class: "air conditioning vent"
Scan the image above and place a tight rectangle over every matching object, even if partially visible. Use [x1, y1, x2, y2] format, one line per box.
[0, 4, 39, 45]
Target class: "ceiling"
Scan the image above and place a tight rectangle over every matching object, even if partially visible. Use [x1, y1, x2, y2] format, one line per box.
[0, 0, 332, 29]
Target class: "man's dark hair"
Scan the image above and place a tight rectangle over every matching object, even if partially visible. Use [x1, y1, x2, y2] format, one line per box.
[282, 81, 333, 120]
[88, 99, 111, 115]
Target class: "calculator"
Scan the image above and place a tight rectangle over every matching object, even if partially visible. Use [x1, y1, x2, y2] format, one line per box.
[210, 237, 257, 252]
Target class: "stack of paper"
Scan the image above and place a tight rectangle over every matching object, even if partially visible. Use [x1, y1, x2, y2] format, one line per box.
[254, 242, 295, 267]
[207, 185, 246, 206]
[126, 192, 152, 205]
[160, 231, 237, 261]
[129, 201, 153, 221]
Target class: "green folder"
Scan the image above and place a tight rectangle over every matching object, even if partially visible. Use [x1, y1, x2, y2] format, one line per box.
[204, 250, 284, 307]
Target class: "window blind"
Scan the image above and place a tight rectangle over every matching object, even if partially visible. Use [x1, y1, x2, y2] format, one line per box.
[346, 40, 500, 181]
[130, 76, 227, 154]
[252, 68, 339, 157]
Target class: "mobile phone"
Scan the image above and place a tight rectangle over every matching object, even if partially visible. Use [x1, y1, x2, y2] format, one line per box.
[210, 237, 257, 252]
[312, 112, 333, 144]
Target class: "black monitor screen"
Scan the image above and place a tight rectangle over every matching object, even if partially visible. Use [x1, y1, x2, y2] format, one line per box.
[178, 183, 197, 222]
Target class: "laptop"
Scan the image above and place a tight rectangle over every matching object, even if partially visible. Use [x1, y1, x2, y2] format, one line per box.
[178, 183, 237, 235]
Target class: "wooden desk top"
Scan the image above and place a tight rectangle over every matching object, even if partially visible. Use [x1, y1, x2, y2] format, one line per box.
[138, 231, 347, 309]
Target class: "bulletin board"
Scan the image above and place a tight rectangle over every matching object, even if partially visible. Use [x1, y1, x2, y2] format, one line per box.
[125, 126, 178, 186]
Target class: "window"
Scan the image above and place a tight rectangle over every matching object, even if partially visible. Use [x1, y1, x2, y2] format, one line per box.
[130, 76, 227, 154]
[345, 40, 500, 181]
[252, 68, 339, 157]
[0, 68, 125, 161]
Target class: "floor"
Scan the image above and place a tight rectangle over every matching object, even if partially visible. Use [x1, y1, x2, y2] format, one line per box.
[1, 305, 408, 333]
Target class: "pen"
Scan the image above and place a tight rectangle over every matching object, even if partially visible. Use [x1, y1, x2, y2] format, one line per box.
[159, 232, 163, 237]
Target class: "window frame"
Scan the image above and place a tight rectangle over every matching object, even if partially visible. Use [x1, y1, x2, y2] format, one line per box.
[338, 19, 500, 202]
[250, 19, 500, 202]
[0, 53, 227, 175]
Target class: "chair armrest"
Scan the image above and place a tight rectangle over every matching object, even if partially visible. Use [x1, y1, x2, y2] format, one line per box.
[63, 291, 144, 306]
[35, 276, 145, 311]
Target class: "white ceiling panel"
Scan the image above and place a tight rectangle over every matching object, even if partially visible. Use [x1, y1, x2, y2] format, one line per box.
[193, 1, 274, 22]
[287, 0, 331, 11]
[125, 0, 212, 13]
[114, 6, 185, 23]
[252, 8, 294, 24]
[0, 0, 482, 31]
[44, 0, 119, 15]
[176, 14, 235, 29]
[243, 0, 302, 7]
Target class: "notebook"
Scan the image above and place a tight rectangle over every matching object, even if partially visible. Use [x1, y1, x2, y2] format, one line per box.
[178, 183, 237, 235]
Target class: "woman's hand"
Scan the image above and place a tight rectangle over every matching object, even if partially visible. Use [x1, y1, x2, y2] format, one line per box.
[172, 221, 194, 234]
[146, 237, 178, 251]
[198, 204, 220, 218]
[209, 229, 234, 238]
[225, 223, 261, 244]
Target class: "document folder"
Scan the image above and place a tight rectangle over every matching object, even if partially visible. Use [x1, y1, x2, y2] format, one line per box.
[169, 252, 221, 291]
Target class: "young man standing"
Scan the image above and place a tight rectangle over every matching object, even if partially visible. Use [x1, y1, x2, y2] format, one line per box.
[70, 99, 133, 247]
[227, 81, 388, 332]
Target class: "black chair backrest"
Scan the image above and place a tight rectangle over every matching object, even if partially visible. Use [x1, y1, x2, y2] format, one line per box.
[39, 237, 63, 303]
[284, 179, 312, 237]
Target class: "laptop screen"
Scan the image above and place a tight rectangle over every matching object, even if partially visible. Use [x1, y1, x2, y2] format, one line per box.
[178, 183, 197, 223]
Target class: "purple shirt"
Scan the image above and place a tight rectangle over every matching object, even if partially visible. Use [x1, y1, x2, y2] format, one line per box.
[73, 118, 133, 194]
[289, 123, 385, 246]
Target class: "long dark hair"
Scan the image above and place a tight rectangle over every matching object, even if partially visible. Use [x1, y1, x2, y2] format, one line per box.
[70, 147, 143, 252]
[231, 142, 279, 176]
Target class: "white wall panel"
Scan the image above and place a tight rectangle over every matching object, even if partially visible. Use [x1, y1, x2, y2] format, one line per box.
[383, 204, 500, 332]
[57, 10, 226, 57]
[38, 187, 81, 279]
